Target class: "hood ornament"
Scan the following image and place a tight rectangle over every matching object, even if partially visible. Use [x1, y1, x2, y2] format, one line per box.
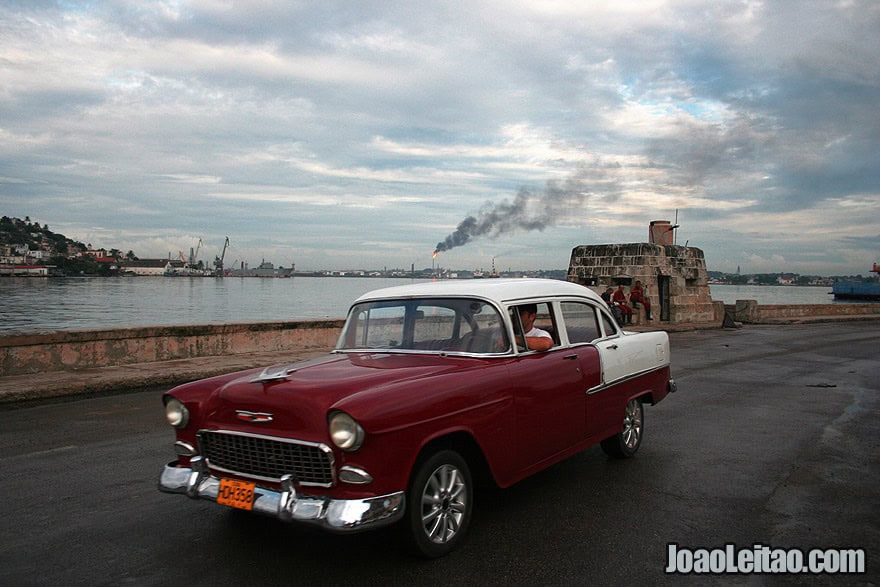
[250, 365, 297, 384]
[235, 410, 274, 423]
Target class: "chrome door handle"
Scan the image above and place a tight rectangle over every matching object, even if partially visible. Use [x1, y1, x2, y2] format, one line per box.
[563, 354, 579, 360]
[605, 344, 619, 350]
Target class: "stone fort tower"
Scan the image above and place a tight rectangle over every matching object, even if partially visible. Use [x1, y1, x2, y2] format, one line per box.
[566, 221, 720, 326]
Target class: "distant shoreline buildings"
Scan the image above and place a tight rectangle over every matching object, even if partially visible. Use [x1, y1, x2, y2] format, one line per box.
[0, 215, 873, 282]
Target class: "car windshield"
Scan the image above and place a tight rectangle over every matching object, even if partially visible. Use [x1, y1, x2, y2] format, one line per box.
[336, 297, 509, 354]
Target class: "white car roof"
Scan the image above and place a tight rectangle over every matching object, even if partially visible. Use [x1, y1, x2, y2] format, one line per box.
[352, 278, 603, 306]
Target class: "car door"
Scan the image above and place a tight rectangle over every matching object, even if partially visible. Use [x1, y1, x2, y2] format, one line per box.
[509, 301, 587, 471]
[558, 301, 613, 438]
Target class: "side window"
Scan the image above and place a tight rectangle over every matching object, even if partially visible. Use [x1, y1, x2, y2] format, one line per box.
[560, 301, 600, 343]
[600, 310, 619, 337]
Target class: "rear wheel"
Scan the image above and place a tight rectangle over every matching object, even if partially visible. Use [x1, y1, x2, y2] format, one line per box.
[600, 398, 644, 458]
[405, 450, 473, 558]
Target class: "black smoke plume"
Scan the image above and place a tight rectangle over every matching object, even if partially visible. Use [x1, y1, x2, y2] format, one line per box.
[434, 174, 593, 253]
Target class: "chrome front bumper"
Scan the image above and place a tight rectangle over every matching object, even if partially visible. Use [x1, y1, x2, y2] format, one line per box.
[159, 458, 405, 532]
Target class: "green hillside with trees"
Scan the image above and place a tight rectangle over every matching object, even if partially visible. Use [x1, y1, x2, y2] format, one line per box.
[0, 215, 136, 275]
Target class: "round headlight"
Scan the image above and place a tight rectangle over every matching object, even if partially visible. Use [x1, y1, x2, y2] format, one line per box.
[329, 412, 364, 451]
[165, 397, 189, 429]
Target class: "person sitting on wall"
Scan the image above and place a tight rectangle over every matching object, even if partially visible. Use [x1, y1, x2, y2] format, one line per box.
[514, 304, 554, 351]
[611, 285, 634, 325]
[601, 287, 625, 325]
[629, 280, 653, 321]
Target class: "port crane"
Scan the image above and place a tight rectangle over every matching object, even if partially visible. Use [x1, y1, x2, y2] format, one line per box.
[213, 237, 229, 277]
[189, 239, 203, 269]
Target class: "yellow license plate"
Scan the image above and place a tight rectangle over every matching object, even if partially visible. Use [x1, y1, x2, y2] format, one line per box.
[217, 478, 256, 511]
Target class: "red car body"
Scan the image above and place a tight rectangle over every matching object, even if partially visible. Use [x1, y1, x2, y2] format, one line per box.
[160, 279, 675, 557]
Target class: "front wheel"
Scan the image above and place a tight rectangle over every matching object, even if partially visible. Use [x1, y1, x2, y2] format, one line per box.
[405, 450, 473, 558]
[600, 398, 644, 458]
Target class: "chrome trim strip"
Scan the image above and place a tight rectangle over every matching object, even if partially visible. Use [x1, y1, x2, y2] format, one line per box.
[338, 466, 373, 485]
[199, 428, 331, 447]
[173, 441, 196, 456]
[586, 364, 670, 395]
[159, 462, 404, 532]
[333, 348, 511, 358]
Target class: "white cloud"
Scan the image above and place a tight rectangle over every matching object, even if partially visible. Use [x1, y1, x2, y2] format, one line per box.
[0, 0, 877, 275]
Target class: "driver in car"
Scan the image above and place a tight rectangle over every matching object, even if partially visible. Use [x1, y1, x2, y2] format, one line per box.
[514, 304, 553, 351]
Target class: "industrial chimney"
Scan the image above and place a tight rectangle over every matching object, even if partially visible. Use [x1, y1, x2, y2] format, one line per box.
[649, 220, 674, 246]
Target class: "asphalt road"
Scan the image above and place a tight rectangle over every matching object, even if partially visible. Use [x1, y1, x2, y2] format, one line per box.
[1, 322, 877, 586]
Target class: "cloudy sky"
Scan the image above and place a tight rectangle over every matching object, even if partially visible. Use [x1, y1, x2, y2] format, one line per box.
[1, 1, 878, 275]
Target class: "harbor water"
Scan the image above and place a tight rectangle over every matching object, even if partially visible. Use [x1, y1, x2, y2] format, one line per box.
[0, 276, 836, 335]
[706, 284, 834, 305]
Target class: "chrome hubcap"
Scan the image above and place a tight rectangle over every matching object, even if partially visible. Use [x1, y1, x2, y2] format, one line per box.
[420, 464, 467, 544]
[622, 400, 642, 449]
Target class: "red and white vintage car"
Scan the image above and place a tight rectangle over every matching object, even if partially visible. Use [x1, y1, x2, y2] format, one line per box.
[159, 279, 676, 557]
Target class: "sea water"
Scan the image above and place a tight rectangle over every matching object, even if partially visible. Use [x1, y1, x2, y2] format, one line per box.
[0, 276, 834, 335]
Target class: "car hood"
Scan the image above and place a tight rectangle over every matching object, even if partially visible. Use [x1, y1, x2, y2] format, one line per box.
[197, 352, 483, 438]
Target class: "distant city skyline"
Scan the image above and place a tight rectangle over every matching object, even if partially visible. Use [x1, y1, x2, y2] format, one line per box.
[2, 213, 874, 279]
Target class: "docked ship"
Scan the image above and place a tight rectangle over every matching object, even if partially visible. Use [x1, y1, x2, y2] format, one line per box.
[227, 260, 294, 278]
[831, 263, 880, 301]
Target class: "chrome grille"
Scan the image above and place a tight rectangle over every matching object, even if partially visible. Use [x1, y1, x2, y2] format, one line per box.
[198, 430, 335, 487]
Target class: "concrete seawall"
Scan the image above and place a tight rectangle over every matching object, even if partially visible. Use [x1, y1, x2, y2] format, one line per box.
[1, 303, 878, 405]
[3, 303, 880, 377]
[0, 320, 344, 377]
[726, 300, 880, 324]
